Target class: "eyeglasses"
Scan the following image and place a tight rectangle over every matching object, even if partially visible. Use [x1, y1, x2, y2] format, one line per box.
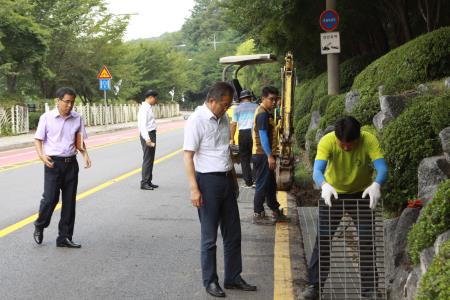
[59, 98, 75, 105]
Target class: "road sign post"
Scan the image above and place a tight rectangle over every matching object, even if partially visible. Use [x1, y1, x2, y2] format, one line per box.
[320, 1, 340, 95]
[97, 66, 112, 107]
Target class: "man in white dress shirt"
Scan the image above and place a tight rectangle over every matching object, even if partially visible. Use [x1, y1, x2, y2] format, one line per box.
[138, 89, 159, 190]
[184, 82, 257, 298]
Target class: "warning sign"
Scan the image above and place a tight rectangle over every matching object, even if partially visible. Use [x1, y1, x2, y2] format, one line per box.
[97, 66, 112, 79]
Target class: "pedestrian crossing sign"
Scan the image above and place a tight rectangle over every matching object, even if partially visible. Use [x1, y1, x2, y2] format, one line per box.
[97, 65, 112, 79]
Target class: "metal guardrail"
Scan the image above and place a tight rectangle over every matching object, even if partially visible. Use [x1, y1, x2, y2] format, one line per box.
[318, 198, 386, 300]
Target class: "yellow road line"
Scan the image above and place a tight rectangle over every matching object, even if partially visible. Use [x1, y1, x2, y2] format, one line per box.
[274, 191, 295, 300]
[0, 148, 183, 238]
[0, 127, 183, 173]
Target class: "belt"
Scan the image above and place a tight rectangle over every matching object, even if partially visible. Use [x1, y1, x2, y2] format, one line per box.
[198, 171, 232, 177]
[50, 156, 76, 163]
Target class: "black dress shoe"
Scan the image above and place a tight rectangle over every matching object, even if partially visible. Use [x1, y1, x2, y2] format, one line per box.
[33, 227, 43, 244]
[140, 184, 154, 190]
[224, 277, 257, 291]
[56, 238, 81, 248]
[148, 182, 159, 188]
[206, 281, 226, 297]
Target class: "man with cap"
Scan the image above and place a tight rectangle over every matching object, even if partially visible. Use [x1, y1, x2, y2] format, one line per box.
[138, 89, 159, 190]
[230, 89, 258, 188]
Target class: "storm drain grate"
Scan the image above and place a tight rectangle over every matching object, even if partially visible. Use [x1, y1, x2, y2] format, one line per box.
[318, 198, 386, 300]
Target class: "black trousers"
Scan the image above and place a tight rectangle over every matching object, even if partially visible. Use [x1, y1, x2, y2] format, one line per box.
[140, 130, 156, 185]
[196, 172, 242, 287]
[238, 129, 253, 186]
[252, 154, 280, 213]
[308, 193, 378, 290]
[34, 158, 79, 240]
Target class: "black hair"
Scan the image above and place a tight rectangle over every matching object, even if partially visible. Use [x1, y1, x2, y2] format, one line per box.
[261, 86, 279, 97]
[144, 89, 159, 98]
[56, 87, 76, 99]
[206, 81, 234, 102]
[334, 116, 361, 142]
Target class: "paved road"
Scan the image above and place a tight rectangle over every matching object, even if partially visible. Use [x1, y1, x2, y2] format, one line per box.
[0, 120, 304, 300]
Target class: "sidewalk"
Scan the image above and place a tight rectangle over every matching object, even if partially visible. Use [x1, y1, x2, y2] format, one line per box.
[0, 115, 185, 152]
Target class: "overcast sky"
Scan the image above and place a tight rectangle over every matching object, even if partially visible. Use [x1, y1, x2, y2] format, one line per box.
[106, 0, 196, 41]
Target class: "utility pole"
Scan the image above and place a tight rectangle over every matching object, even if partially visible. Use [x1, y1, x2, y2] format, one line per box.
[327, 0, 339, 95]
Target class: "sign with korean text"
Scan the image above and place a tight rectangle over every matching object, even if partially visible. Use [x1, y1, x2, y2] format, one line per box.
[97, 65, 112, 79]
[320, 32, 341, 54]
[319, 9, 339, 32]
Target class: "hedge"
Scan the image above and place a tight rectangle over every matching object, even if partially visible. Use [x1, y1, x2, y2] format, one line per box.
[407, 180, 450, 265]
[294, 54, 375, 123]
[318, 94, 346, 129]
[417, 239, 450, 300]
[381, 94, 450, 213]
[339, 54, 377, 91]
[349, 27, 450, 126]
[352, 26, 450, 100]
[294, 113, 311, 149]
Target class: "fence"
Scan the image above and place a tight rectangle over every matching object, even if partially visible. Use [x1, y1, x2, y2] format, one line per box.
[0, 106, 29, 135]
[0, 103, 179, 136]
[45, 103, 180, 126]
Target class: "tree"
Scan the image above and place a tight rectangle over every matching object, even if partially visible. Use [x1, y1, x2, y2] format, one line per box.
[0, 0, 48, 94]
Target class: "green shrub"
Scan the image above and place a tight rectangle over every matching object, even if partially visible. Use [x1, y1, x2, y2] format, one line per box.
[417, 240, 450, 300]
[340, 54, 377, 91]
[319, 94, 346, 129]
[294, 158, 313, 189]
[352, 27, 450, 99]
[407, 180, 450, 264]
[351, 96, 380, 126]
[294, 113, 311, 149]
[349, 28, 450, 129]
[295, 81, 312, 123]
[430, 92, 450, 134]
[311, 95, 334, 115]
[29, 112, 42, 130]
[306, 129, 319, 165]
[382, 96, 450, 213]
[296, 73, 328, 119]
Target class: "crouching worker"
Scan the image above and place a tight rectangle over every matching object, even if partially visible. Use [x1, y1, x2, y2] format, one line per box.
[303, 116, 388, 300]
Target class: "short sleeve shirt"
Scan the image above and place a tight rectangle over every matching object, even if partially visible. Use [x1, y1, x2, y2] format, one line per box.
[34, 109, 87, 157]
[183, 104, 232, 173]
[315, 131, 384, 193]
[232, 102, 258, 130]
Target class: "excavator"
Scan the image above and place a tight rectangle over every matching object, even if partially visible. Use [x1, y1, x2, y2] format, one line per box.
[219, 52, 296, 191]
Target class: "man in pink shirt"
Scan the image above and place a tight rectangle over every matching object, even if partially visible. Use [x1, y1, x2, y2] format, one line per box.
[33, 87, 91, 248]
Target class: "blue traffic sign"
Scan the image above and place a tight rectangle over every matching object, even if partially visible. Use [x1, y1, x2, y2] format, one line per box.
[99, 79, 111, 91]
[320, 9, 339, 32]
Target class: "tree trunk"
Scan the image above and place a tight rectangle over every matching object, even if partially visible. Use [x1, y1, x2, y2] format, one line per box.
[6, 75, 17, 94]
[418, 0, 441, 32]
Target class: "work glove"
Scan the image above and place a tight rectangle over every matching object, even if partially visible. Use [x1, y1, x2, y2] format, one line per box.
[362, 182, 381, 210]
[321, 182, 338, 207]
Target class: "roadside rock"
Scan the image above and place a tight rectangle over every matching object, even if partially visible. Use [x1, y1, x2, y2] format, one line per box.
[345, 90, 360, 112]
[439, 127, 450, 162]
[418, 156, 450, 204]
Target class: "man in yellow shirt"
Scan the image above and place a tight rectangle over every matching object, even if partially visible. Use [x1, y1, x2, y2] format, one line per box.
[303, 116, 388, 300]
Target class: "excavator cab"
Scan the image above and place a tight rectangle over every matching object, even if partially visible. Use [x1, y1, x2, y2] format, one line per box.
[219, 52, 296, 191]
[219, 54, 277, 163]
